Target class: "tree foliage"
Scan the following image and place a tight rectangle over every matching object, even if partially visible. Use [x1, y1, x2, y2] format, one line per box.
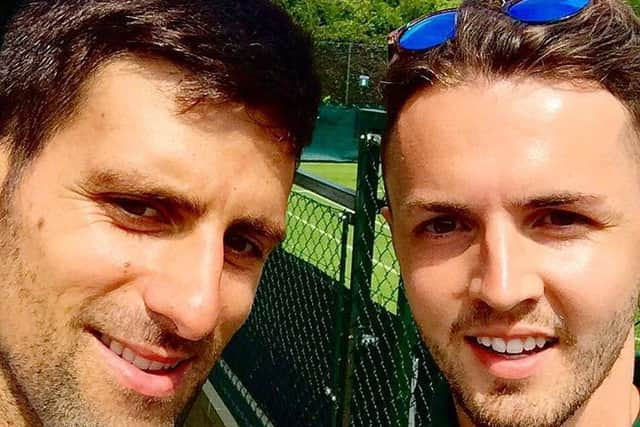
[277, 0, 640, 44]
[275, 0, 460, 44]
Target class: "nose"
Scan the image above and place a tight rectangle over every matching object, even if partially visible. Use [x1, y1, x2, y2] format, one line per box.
[142, 227, 224, 341]
[468, 217, 544, 312]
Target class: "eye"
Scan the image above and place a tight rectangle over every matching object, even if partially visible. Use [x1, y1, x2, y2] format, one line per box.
[533, 210, 589, 227]
[224, 234, 263, 259]
[101, 196, 173, 233]
[113, 198, 162, 219]
[423, 216, 468, 234]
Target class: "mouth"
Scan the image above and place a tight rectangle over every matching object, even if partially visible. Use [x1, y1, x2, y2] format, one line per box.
[465, 335, 558, 380]
[467, 335, 558, 357]
[98, 333, 185, 372]
[89, 329, 193, 398]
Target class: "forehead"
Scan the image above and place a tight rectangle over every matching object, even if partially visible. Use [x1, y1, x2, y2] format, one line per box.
[386, 78, 638, 207]
[28, 57, 295, 222]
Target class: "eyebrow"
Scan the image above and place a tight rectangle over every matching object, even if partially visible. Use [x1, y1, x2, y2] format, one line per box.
[229, 217, 287, 246]
[82, 169, 208, 216]
[515, 192, 607, 210]
[404, 200, 474, 217]
[403, 192, 614, 216]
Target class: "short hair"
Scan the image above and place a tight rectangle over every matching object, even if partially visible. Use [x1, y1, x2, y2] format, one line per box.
[382, 0, 640, 156]
[0, 0, 320, 169]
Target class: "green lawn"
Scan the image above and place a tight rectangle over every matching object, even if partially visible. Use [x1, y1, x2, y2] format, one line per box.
[299, 162, 357, 190]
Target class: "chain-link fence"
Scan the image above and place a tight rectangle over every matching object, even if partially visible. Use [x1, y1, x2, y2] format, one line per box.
[209, 109, 454, 426]
[212, 187, 350, 426]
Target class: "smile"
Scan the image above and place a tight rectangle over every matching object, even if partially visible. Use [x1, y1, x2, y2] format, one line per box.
[100, 334, 184, 372]
[91, 330, 193, 398]
[465, 335, 558, 380]
[472, 336, 556, 356]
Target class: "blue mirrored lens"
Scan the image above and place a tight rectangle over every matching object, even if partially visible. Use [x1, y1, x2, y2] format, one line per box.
[506, 0, 589, 24]
[399, 10, 457, 51]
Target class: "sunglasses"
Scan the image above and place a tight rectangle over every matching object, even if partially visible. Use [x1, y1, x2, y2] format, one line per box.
[387, 0, 591, 60]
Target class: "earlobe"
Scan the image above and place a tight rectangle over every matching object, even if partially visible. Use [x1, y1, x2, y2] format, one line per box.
[380, 206, 393, 228]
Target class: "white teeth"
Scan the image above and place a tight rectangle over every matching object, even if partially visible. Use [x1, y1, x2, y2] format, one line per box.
[148, 361, 165, 371]
[492, 338, 506, 353]
[506, 339, 524, 354]
[110, 340, 124, 356]
[103, 336, 183, 371]
[475, 336, 551, 354]
[524, 337, 536, 351]
[122, 348, 135, 362]
[133, 355, 151, 370]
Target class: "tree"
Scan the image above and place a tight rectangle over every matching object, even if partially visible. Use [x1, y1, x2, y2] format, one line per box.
[274, 0, 403, 44]
[275, 0, 462, 44]
[278, 0, 640, 44]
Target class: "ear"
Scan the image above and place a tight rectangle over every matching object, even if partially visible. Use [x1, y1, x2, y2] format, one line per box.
[380, 205, 393, 229]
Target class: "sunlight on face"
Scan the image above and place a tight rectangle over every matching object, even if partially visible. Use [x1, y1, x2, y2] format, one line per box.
[0, 58, 295, 426]
[384, 79, 640, 427]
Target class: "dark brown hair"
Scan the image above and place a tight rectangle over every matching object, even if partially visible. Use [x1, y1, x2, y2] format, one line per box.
[0, 0, 320, 170]
[383, 0, 640, 154]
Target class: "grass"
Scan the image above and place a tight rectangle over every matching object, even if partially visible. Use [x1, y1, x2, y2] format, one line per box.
[299, 162, 357, 190]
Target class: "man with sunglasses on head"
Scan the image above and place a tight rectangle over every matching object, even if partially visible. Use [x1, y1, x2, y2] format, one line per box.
[381, 0, 640, 426]
[0, 1, 319, 426]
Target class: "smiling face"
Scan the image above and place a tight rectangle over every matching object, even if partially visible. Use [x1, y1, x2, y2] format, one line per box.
[384, 79, 640, 427]
[0, 58, 295, 426]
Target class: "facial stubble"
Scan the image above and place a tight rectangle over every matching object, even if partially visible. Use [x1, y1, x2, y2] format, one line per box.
[0, 192, 219, 426]
[422, 294, 639, 427]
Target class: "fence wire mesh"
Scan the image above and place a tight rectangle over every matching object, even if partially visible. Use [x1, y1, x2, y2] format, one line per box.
[212, 190, 350, 426]
[210, 125, 446, 426]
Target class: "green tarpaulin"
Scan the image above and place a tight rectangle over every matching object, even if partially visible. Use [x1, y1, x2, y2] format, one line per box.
[302, 105, 386, 163]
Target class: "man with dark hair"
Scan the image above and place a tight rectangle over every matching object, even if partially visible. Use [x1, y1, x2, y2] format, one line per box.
[0, 1, 319, 425]
[381, 0, 640, 426]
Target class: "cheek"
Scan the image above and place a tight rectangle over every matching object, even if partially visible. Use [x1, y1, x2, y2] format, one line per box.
[216, 273, 257, 342]
[22, 219, 142, 306]
[542, 240, 640, 330]
[404, 261, 467, 340]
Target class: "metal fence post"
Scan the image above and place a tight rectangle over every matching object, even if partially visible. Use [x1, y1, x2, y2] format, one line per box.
[344, 42, 353, 105]
[330, 211, 354, 427]
[336, 127, 381, 427]
[393, 281, 420, 427]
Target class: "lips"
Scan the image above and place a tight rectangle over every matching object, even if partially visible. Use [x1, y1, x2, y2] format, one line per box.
[465, 334, 558, 380]
[472, 336, 556, 355]
[100, 334, 184, 372]
[92, 331, 193, 398]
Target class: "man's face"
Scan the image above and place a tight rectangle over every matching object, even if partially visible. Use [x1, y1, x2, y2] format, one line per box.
[384, 79, 640, 427]
[0, 58, 295, 426]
